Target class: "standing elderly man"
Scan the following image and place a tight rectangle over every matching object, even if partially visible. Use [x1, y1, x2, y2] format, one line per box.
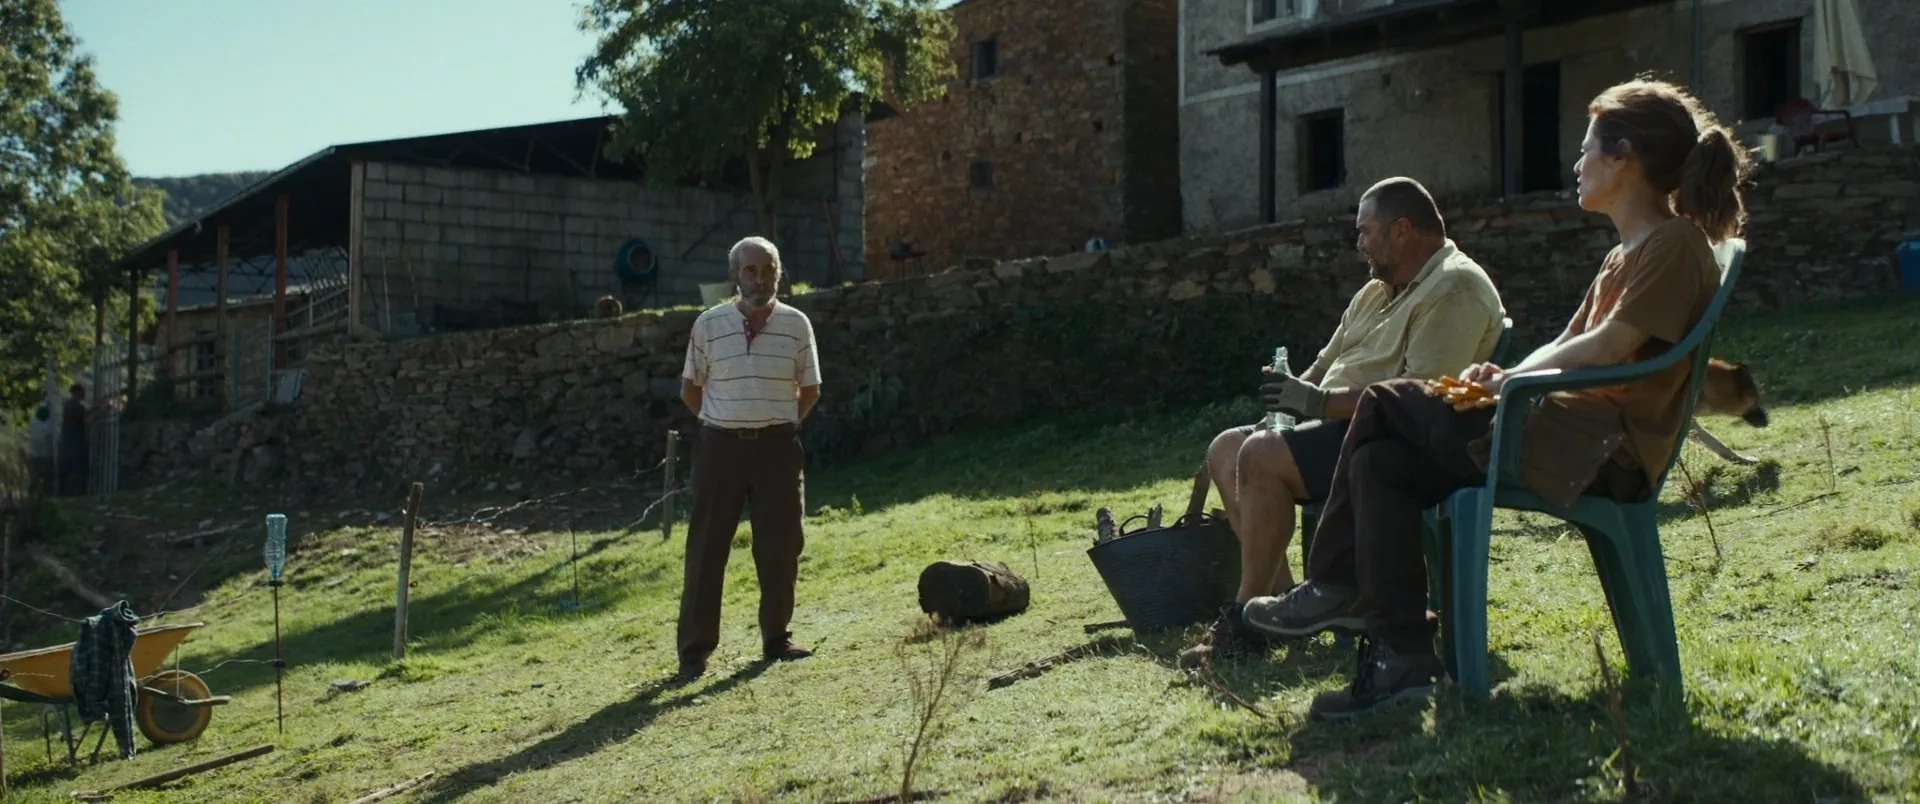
[675, 235, 822, 681]
[1185, 177, 1507, 663]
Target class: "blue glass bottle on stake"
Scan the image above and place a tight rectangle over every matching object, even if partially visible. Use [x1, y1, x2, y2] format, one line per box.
[264, 513, 288, 733]
[265, 514, 288, 582]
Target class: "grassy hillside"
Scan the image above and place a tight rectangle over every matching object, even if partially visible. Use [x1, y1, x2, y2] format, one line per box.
[4, 296, 1919, 802]
[135, 171, 273, 228]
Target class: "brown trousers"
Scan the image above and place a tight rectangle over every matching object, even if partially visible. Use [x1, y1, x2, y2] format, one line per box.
[676, 423, 807, 663]
[1305, 379, 1641, 653]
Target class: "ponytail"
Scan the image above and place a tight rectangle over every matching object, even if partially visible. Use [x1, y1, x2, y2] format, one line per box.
[1672, 125, 1750, 243]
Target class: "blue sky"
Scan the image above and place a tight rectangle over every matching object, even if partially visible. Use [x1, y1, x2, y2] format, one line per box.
[64, 0, 966, 179]
[63, 0, 610, 178]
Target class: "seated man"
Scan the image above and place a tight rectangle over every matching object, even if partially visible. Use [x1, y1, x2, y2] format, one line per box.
[1244, 77, 1745, 720]
[1189, 177, 1507, 661]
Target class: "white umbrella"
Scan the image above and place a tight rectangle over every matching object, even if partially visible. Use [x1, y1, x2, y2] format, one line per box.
[1812, 0, 1878, 107]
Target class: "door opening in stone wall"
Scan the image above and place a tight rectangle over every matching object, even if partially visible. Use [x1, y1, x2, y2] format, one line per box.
[1740, 20, 1801, 121]
[1296, 108, 1346, 194]
[1491, 61, 1564, 193]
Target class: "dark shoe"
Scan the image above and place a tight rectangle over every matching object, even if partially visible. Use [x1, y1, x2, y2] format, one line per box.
[1178, 602, 1271, 667]
[1241, 580, 1366, 637]
[917, 560, 1032, 623]
[674, 656, 708, 682]
[764, 635, 813, 662]
[1308, 636, 1447, 721]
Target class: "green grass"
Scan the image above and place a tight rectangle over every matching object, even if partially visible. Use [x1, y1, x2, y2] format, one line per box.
[6, 297, 1920, 802]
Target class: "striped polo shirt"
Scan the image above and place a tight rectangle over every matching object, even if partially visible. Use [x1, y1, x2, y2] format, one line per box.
[681, 301, 821, 429]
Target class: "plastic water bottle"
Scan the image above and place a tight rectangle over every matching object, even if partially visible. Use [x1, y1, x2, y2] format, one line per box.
[264, 514, 288, 582]
[1265, 347, 1296, 432]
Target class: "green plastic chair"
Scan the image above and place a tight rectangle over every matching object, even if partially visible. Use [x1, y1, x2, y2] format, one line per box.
[1299, 315, 1515, 567]
[1422, 238, 1746, 697]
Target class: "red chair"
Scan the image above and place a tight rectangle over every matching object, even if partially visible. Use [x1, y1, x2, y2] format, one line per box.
[1775, 97, 1857, 155]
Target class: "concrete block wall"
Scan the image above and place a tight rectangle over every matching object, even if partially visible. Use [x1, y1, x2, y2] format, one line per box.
[356, 113, 865, 336]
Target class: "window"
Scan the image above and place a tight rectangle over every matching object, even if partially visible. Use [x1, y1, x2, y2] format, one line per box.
[971, 38, 999, 81]
[969, 160, 993, 189]
[190, 333, 216, 400]
[1251, 0, 1294, 24]
[1297, 109, 1346, 193]
[1741, 21, 1801, 121]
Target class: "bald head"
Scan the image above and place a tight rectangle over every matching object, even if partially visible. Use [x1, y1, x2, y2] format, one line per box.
[1359, 177, 1446, 238]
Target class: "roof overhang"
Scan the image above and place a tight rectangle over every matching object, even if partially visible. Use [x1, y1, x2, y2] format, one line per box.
[116, 94, 893, 280]
[1209, 0, 1677, 73]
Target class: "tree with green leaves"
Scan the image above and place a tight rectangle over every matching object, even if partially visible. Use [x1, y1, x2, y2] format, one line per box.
[1, 0, 163, 412]
[577, 0, 954, 253]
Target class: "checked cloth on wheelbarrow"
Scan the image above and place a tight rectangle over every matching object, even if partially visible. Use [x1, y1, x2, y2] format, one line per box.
[70, 600, 141, 759]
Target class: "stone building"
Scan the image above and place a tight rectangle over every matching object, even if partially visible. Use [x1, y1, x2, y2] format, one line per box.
[1179, 0, 1920, 231]
[864, 0, 1182, 279]
[107, 111, 872, 421]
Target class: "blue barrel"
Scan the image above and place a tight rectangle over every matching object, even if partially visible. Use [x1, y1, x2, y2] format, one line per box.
[1900, 239, 1920, 294]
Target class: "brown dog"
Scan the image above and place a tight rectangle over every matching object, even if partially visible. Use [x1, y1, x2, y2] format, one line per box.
[1690, 358, 1768, 464]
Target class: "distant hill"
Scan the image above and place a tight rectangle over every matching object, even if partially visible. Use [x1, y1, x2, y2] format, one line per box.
[135, 171, 274, 228]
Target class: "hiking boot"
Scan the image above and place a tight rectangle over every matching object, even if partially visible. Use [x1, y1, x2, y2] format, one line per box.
[1177, 602, 1270, 667]
[917, 560, 1032, 623]
[763, 634, 813, 662]
[1241, 580, 1366, 638]
[1308, 636, 1448, 721]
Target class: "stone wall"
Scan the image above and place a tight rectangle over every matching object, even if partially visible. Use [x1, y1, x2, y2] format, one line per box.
[1177, 0, 1920, 232]
[124, 145, 1920, 489]
[864, 0, 1181, 278]
[357, 113, 866, 335]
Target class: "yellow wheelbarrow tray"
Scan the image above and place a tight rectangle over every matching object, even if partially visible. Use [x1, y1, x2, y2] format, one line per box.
[0, 622, 230, 746]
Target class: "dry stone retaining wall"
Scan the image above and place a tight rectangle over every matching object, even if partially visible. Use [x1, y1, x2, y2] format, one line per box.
[123, 146, 1920, 489]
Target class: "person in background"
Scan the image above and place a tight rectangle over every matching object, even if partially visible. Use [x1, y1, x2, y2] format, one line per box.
[674, 236, 822, 682]
[58, 384, 91, 496]
[26, 404, 56, 497]
[1248, 77, 1746, 721]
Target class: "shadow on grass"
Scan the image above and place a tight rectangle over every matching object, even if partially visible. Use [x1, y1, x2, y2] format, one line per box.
[807, 402, 1255, 517]
[180, 535, 651, 699]
[414, 661, 772, 804]
[1657, 459, 1784, 522]
[1271, 679, 1869, 801]
[1713, 296, 1920, 408]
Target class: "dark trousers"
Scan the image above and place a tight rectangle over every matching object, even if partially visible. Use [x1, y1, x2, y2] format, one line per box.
[28, 458, 55, 497]
[676, 423, 807, 663]
[1305, 380, 1494, 653]
[58, 442, 90, 497]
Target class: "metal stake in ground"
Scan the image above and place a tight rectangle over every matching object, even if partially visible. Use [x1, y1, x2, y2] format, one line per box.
[264, 513, 289, 734]
[394, 483, 425, 660]
[662, 430, 679, 541]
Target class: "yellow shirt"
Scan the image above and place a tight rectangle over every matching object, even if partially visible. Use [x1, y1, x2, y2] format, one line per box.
[1310, 239, 1506, 391]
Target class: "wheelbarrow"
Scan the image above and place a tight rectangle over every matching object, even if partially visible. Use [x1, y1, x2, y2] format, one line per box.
[0, 622, 227, 758]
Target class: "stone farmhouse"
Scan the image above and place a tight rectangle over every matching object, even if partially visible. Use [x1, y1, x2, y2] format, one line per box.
[864, 0, 1184, 279]
[1181, 0, 1919, 230]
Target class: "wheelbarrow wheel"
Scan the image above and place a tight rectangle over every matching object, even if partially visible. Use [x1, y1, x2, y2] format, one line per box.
[136, 669, 214, 745]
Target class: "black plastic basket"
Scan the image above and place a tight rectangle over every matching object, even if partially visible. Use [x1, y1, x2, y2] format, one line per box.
[1086, 511, 1240, 632]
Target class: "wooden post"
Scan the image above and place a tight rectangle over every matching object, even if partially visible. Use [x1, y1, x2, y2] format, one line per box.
[125, 265, 139, 406]
[347, 161, 366, 335]
[274, 194, 290, 382]
[662, 430, 678, 541]
[215, 224, 230, 409]
[1501, 15, 1523, 197]
[1258, 66, 1278, 224]
[165, 249, 179, 380]
[393, 482, 424, 660]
